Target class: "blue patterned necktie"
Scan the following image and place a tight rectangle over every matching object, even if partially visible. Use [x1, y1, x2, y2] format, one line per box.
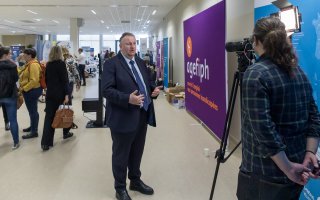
[129, 60, 150, 111]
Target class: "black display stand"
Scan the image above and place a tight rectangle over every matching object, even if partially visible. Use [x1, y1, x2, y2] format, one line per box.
[86, 53, 107, 128]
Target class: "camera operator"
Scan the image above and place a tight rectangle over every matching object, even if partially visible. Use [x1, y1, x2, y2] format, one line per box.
[237, 17, 320, 200]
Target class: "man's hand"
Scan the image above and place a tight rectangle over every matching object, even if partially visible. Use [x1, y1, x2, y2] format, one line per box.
[151, 86, 162, 97]
[271, 151, 311, 185]
[129, 90, 144, 106]
[303, 151, 320, 179]
[285, 162, 311, 185]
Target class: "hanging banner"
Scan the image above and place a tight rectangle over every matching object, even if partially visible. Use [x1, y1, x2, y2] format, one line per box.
[163, 38, 169, 89]
[140, 38, 148, 54]
[183, 0, 226, 139]
[254, 1, 320, 199]
[156, 41, 161, 78]
[42, 41, 52, 62]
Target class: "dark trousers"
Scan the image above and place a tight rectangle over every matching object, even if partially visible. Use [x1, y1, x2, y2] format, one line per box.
[23, 87, 42, 133]
[78, 64, 86, 85]
[1, 104, 9, 123]
[111, 110, 148, 191]
[41, 99, 72, 146]
[236, 171, 303, 200]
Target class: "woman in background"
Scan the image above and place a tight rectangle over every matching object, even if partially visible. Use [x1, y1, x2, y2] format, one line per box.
[41, 46, 71, 151]
[19, 48, 42, 139]
[62, 46, 80, 129]
[0, 46, 20, 149]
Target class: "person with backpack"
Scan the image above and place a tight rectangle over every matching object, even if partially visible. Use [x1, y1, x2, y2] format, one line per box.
[0, 46, 20, 149]
[19, 48, 42, 139]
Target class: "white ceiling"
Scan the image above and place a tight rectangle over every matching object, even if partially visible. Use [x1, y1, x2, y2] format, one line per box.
[0, 0, 181, 36]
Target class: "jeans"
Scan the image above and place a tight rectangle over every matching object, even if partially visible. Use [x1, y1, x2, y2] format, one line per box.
[236, 171, 303, 200]
[1, 103, 9, 123]
[0, 98, 19, 144]
[23, 87, 42, 133]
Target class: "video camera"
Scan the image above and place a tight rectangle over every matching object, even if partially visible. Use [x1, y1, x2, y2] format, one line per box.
[225, 38, 255, 72]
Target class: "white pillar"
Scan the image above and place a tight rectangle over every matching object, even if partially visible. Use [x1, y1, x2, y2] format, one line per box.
[70, 18, 80, 54]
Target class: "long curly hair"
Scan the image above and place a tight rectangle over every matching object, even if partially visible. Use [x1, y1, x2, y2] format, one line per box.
[253, 17, 298, 74]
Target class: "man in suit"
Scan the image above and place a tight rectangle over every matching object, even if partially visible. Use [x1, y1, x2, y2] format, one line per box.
[102, 32, 161, 200]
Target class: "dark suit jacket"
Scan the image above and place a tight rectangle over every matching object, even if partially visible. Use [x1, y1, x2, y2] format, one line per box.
[102, 52, 157, 133]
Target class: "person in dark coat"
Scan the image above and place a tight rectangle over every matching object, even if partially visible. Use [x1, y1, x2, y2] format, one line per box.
[0, 46, 20, 149]
[41, 46, 71, 151]
[102, 32, 162, 200]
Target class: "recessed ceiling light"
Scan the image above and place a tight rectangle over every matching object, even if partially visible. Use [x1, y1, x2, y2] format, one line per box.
[152, 10, 157, 15]
[137, 19, 141, 22]
[52, 20, 59, 24]
[147, 20, 150, 24]
[91, 10, 96, 15]
[143, 26, 147, 29]
[27, 10, 38, 15]
[106, 26, 109, 29]
[101, 20, 104, 24]
[33, 18, 41, 22]
[11, 31, 16, 33]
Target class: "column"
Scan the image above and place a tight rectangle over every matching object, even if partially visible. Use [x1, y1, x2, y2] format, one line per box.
[70, 18, 80, 54]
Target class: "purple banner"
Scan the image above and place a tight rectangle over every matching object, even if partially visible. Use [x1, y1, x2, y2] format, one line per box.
[183, 1, 226, 139]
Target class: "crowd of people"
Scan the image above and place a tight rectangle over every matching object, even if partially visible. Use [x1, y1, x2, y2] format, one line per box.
[0, 45, 84, 151]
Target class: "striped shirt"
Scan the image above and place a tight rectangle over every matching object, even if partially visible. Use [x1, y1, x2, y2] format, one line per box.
[240, 55, 320, 183]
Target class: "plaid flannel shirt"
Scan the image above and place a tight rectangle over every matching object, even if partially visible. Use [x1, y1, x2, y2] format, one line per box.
[240, 55, 320, 183]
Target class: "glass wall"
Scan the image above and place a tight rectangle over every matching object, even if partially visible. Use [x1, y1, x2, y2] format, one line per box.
[79, 35, 100, 55]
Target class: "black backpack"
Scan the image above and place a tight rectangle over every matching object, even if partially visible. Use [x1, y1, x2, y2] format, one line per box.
[0, 69, 13, 98]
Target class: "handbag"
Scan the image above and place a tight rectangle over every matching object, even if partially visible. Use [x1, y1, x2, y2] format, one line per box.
[17, 92, 24, 109]
[51, 104, 74, 128]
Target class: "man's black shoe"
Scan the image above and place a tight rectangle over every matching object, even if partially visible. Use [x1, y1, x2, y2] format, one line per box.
[129, 180, 154, 195]
[22, 133, 38, 139]
[23, 127, 31, 132]
[115, 189, 132, 200]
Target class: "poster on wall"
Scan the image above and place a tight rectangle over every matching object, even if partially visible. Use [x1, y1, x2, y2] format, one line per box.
[254, 0, 320, 199]
[183, 0, 226, 139]
[163, 38, 169, 89]
[10, 46, 24, 62]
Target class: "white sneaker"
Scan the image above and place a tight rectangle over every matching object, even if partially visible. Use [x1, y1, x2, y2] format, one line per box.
[12, 143, 20, 150]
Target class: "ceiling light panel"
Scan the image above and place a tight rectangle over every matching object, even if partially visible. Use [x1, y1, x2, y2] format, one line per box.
[26, 9, 38, 14]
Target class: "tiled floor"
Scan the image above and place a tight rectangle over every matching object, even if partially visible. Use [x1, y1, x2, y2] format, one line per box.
[0, 76, 241, 200]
